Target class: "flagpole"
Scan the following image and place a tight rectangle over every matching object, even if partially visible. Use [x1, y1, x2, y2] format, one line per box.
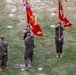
[25, 0, 29, 24]
[58, 25, 60, 40]
[58, 0, 60, 39]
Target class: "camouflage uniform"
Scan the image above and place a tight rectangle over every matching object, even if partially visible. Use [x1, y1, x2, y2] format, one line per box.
[23, 29, 30, 40]
[24, 35, 34, 67]
[55, 26, 64, 54]
[0, 36, 9, 70]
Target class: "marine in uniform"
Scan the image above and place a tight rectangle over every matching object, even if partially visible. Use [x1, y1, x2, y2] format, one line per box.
[0, 35, 9, 71]
[24, 33, 34, 71]
[55, 22, 65, 58]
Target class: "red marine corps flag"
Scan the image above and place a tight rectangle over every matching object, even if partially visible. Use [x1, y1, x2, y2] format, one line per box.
[58, 0, 72, 28]
[23, 0, 43, 37]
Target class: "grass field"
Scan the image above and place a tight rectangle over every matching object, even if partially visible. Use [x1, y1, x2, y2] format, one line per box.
[0, 0, 76, 75]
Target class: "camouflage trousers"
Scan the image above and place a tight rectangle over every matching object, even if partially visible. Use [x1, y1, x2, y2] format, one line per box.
[55, 41, 63, 53]
[0, 55, 8, 69]
[24, 51, 33, 66]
